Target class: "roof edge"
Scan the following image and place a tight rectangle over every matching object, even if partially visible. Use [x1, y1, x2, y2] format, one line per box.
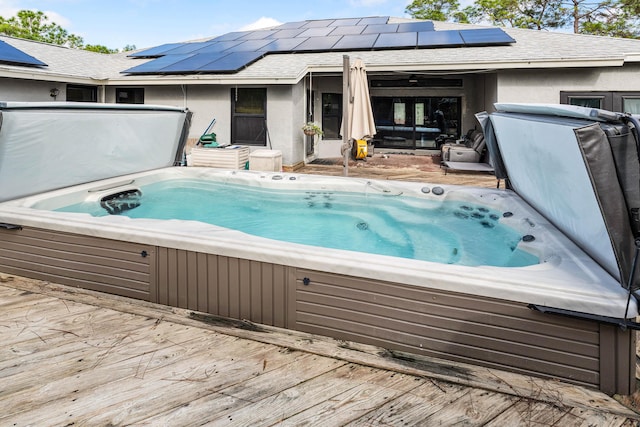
[624, 53, 640, 62]
[304, 57, 625, 73]
[0, 66, 107, 84]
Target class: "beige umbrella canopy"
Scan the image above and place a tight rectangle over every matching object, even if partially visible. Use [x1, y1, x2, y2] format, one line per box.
[346, 58, 376, 141]
[341, 56, 376, 176]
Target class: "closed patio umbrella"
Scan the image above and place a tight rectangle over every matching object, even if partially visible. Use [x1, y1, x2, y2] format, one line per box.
[341, 56, 376, 176]
[347, 58, 376, 142]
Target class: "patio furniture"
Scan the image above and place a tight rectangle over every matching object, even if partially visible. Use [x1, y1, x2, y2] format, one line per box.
[440, 129, 498, 185]
[190, 146, 250, 169]
[441, 130, 486, 163]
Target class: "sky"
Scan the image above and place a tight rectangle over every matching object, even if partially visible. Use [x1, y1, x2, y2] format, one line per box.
[0, 0, 479, 51]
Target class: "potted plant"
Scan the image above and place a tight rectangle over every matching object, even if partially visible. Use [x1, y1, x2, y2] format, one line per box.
[302, 122, 323, 136]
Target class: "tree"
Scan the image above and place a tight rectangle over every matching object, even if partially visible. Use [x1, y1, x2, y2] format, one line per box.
[0, 10, 85, 48]
[406, 0, 639, 38]
[405, 0, 470, 23]
[570, 0, 640, 38]
[84, 44, 118, 54]
[465, 0, 568, 30]
[0, 9, 136, 52]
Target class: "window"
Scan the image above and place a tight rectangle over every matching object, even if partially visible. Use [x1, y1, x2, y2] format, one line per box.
[371, 96, 461, 149]
[67, 84, 97, 102]
[321, 93, 342, 139]
[116, 88, 144, 104]
[231, 88, 266, 146]
[622, 97, 640, 114]
[561, 91, 640, 113]
[566, 97, 603, 109]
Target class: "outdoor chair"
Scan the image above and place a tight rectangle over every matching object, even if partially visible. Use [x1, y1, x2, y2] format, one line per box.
[441, 130, 486, 163]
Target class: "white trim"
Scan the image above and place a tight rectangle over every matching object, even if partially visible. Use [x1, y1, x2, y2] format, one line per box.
[97, 57, 627, 87]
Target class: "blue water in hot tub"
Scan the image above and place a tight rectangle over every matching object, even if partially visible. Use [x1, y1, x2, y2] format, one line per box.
[57, 179, 538, 267]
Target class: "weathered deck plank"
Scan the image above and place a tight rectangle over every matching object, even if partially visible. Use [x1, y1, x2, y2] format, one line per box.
[0, 287, 51, 307]
[346, 381, 476, 426]
[484, 399, 573, 426]
[420, 388, 518, 425]
[202, 364, 415, 426]
[1, 323, 204, 419]
[237, 367, 425, 426]
[278, 372, 430, 426]
[1, 276, 637, 426]
[83, 347, 339, 425]
[561, 407, 636, 427]
[142, 353, 346, 425]
[1, 304, 132, 350]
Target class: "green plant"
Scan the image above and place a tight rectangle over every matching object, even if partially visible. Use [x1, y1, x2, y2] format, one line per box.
[302, 122, 323, 136]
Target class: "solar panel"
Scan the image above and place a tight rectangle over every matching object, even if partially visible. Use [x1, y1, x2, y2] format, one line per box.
[239, 30, 278, 40]
[122, 54, 194, 74]
[361, 24, 398, 34]
[397, 22, 435, 33]
[124, 16, 516, 76]
[332, 34, 379, 50]
[460, 28, 515, 45]
[374, 32, 417, 49]
[0, 40, 46, 66]
[358, 17, 389, 25]
[196, 51, 265, 72]
[156, 52, 229, 73]
[273, 21, 306, 30]
[232, 39, 274, 52]
[331, 18, 362, 27]
[160, 42, 214, 55]
[418, 30, 464, 47]
[261, 37, 308, 52]
[292, 35, 342, 52]
[330, 25, 366, 36]
[298, 27, 335, 38]
[127, 43, 185, 58]
[211, 31, 246, 42]
[301, 19, 336, 28]
[190, 41, 243, 54]
[269, 29, 307, 39]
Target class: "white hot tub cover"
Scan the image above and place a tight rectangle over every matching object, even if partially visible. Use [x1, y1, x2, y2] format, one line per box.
[0, 102, 192, 202]
[479, 103, 640, 295]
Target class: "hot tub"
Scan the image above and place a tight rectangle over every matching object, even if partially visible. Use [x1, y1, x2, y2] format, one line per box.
[0, 166, 635, 394]
[0, 102, 636, 395]
[0, 166, 631, 318]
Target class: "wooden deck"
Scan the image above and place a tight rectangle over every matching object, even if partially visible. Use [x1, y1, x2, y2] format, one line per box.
[296, 153, 499, 188]
[1, 274, 638, 426]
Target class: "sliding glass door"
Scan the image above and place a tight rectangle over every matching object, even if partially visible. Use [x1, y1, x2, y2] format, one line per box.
[371, 96, 460, 149]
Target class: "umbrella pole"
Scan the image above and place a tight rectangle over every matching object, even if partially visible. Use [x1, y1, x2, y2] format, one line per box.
[342, 55, 350, 177]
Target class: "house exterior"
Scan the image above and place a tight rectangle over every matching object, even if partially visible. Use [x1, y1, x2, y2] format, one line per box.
[1, 17, 640, 169]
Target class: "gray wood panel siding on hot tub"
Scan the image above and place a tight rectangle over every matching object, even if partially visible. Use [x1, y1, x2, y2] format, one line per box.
[0, 226, 634, 395]
[0, 226, 154, 300]
[153, 248, 290, 329]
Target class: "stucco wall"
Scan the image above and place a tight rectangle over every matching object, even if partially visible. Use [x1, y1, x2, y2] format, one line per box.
[468, 73, 497, 117]
[496, 64, 640, 103]
[106, 84, 305, 167]
[106, 85, 230, 147]
[0, 78, 67, 102]
[265, 85, 293, 165]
